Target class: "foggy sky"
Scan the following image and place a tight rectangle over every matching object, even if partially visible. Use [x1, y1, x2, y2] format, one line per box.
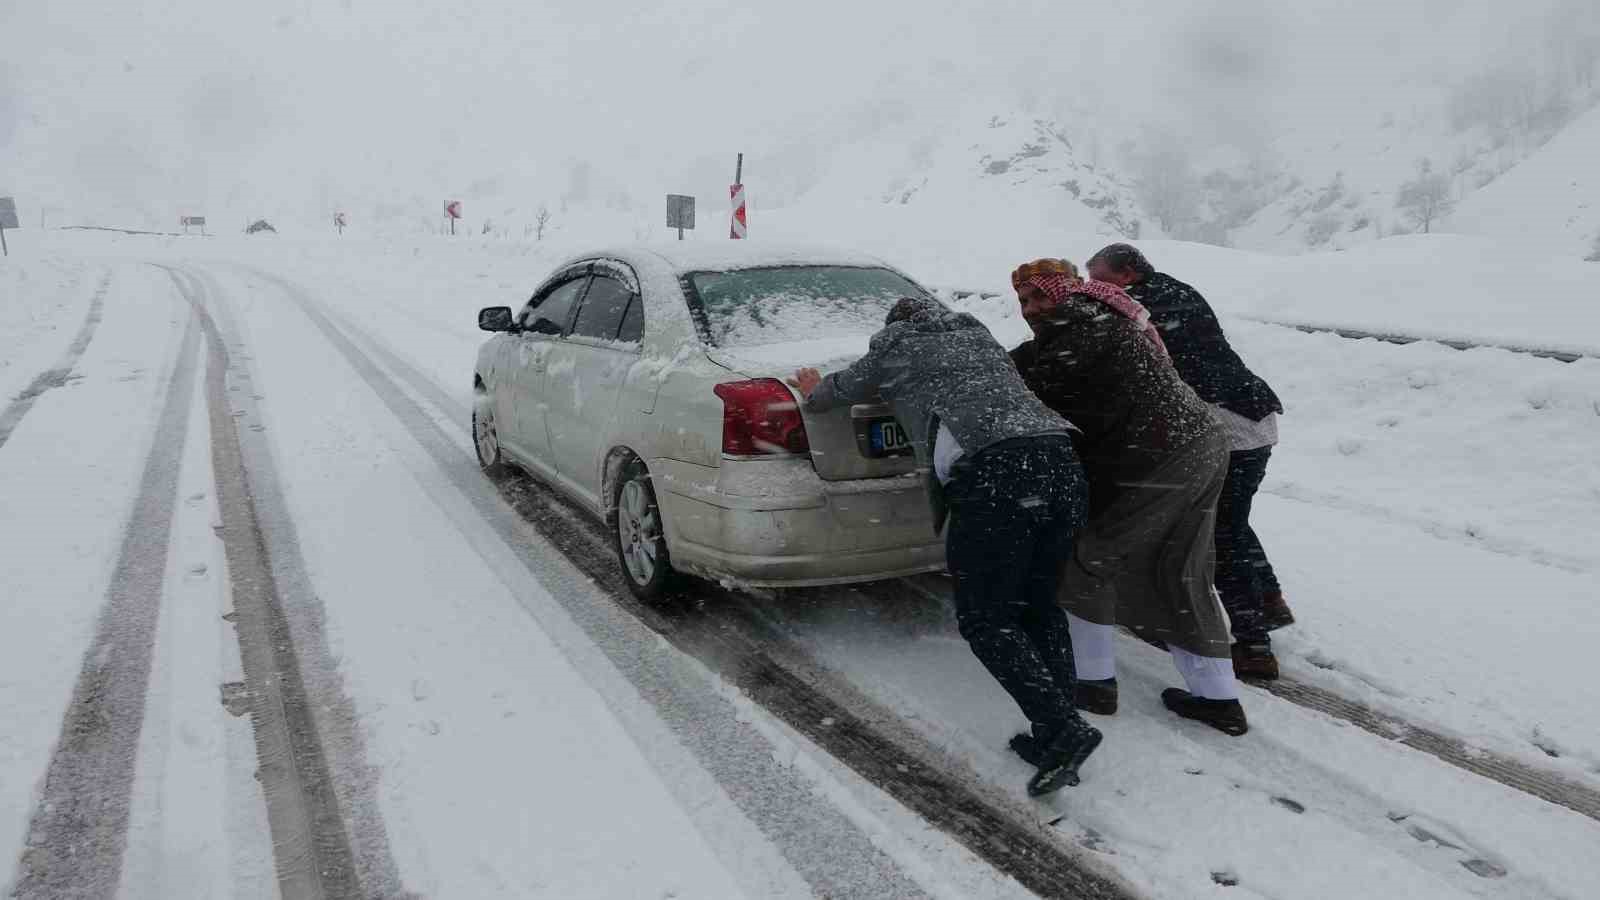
[2, 0, 1594, 229]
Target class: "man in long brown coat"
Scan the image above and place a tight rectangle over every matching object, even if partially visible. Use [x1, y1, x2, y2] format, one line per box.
[1008, 258, 1248, 739]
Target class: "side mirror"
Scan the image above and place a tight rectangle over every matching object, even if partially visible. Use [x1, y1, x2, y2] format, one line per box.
[529, 317, 564, 336]
[478, 306, 515, 332]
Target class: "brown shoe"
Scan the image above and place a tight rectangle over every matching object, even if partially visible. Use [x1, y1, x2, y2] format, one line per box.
[1232, 642, 1280, 681]
[1261, 591, 1296, 631]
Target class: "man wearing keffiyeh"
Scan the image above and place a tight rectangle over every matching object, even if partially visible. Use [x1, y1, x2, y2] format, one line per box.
[1007, 258, 1250, 743]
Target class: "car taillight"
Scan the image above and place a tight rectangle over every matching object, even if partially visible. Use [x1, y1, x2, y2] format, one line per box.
[713, 379, 811, 456]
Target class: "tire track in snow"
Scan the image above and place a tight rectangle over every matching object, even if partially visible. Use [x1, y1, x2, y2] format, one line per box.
[1258, 678, 1600, 825]
[238, 265, 1136, 900]
[0, 271, 111, 451]
[158, 267, 404, 900]
[9, 310, 199, 900]
[892, 575, 1600, 826]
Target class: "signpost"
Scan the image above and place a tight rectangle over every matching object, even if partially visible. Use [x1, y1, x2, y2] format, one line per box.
[180, 215, 207, 235]
[729, 153, 747, 239]
[445, 200, 462, 235]
[666, 194, 695, 241]
[334, 211, 348, 235]
[0, 197, 16, 257]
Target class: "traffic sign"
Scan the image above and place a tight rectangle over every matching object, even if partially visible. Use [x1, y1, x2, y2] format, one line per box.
[445, 201, 462, 219]
[667, 194, 695, 240]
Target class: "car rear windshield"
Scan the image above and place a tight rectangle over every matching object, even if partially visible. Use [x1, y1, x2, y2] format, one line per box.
[686, 265, 929, 347]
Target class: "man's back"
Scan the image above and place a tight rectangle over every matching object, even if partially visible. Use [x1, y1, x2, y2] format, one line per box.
[1127, 272, 1282, 421]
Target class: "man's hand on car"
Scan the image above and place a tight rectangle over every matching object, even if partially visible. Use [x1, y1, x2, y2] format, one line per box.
[789, 367, 822, 399]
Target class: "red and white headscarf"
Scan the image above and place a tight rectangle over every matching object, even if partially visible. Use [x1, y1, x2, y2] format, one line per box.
[1026, 272, 1170, 361]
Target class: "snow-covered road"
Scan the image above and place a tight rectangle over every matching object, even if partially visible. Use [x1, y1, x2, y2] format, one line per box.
[2, 231, 1597, 899]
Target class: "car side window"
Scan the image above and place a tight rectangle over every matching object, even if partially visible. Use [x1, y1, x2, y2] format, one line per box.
[519, 276, 589, 333]
[617, 294, 644, 344]
[569, 275, 634, 342]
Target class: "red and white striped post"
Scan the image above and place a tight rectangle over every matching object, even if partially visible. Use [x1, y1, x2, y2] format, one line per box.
[729, 153, 747, 239]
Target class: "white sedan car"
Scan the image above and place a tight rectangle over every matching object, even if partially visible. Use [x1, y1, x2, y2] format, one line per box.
[472, 244, 946, 598]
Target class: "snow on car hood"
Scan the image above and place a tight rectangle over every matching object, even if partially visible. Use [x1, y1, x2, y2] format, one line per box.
[706, 335, 870, 378]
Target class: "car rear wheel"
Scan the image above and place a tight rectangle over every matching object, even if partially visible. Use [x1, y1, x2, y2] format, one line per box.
[613, 460, 672, 600]
[473, 396, 506, 476]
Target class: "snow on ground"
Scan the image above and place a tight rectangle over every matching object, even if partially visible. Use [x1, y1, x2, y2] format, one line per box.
[3, 227, 1597, 897]
[739, 579, 1600, 898]
[0, 244, 95, 406]
[0, 262, 193, 880]
[118, 333, 277, 899]
[200, 265, 767, 897]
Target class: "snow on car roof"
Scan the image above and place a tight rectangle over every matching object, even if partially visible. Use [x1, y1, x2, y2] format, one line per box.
[576, 242, 896, 275]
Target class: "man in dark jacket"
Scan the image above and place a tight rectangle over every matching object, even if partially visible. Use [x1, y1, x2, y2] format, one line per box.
[1009, 259, 1248, 737]
[791, 296, 1100, 795]
[1088, 244, 1294, 680]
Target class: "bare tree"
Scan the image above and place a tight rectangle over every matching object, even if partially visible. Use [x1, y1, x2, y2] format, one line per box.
[1396, 160, 1455, 234]
[1128, 133, 1201, 238]
[1586, 233, 1600, 262]
[535, 204, 553, 241]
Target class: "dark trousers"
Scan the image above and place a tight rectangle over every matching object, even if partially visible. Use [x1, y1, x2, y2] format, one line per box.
[1213, 446, 1281, 643]
[945, 439, 1089, 733]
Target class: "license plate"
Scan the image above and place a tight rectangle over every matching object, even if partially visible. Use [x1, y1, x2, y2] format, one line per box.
[867, 419, 912, 457]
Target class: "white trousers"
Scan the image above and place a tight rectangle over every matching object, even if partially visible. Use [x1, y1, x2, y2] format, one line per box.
[1066, 613, 1240, 701]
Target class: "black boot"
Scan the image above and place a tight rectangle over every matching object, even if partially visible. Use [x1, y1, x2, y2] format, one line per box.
[1074, 677, 1119, 715]
[1027, 719, 1103, 797]
[1161, 688, 1249, 736]
[1008, 722, 1053, 767]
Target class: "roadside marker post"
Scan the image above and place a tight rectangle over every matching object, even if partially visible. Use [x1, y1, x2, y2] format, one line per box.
[0, 197, 16, 257]
[730, 153, 746, 239]
[666, 194, 695, 241]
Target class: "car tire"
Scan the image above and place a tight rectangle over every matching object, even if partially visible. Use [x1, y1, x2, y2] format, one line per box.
[472, 396, 507, 476]
[612, 459, 673, 601]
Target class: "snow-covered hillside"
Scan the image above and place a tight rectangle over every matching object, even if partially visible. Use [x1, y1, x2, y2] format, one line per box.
[1449, 102, 1600, 257]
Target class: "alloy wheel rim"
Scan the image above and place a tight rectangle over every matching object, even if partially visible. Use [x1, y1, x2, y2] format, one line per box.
[618, 479, 658, 584]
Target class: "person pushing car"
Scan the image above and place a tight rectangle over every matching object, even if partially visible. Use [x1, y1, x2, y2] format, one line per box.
[790, 295, 1100, 796]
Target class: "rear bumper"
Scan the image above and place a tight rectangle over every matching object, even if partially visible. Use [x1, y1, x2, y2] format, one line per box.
[670, 537, 946, 588]
[651, 457, 946, 587]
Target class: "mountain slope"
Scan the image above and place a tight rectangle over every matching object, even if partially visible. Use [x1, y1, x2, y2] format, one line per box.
[1448, 103, 1600, 256]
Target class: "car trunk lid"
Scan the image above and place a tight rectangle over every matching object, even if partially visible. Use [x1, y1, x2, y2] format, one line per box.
[706, 340, 919, 482]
